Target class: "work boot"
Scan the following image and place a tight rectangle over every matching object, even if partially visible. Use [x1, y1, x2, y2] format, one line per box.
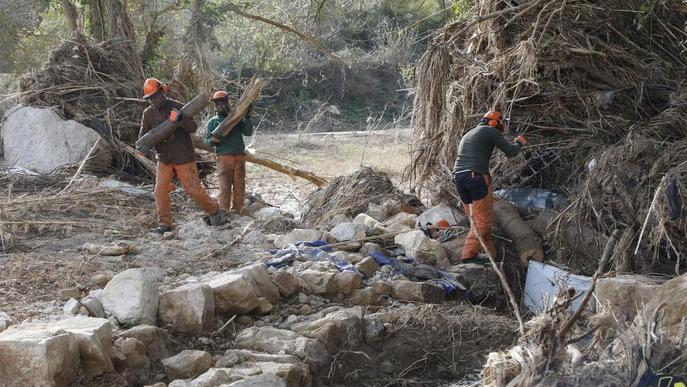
[208, 210, 225, 226]
[153, 226, 173, 235]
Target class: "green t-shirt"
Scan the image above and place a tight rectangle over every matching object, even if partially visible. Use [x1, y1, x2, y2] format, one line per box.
[204, 114, 254, 155]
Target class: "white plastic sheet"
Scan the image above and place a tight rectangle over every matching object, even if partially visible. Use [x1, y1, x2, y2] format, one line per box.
[523, 261, 595, 313]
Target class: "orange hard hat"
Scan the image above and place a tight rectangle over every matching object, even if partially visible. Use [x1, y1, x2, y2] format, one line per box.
[142, 78, 168, 99]
[482, 111, 503, 128]
[211, 90, 229, 101]
[436, 219, 450, 229]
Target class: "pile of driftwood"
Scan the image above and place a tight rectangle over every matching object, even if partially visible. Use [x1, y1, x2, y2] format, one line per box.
[410, 0, 687, 273]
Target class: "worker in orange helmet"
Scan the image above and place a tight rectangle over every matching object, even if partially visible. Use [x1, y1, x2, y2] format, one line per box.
[138, 78, 222, 234]
[204, 90, 254, 214]
[452, 111, 527, 262]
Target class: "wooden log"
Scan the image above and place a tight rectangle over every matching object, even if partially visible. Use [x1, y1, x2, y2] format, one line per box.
[135, 92, 210, 149]
[493, 200, 544, 267]
[211, 77, 266, 139]
[191, 134, 328, 187]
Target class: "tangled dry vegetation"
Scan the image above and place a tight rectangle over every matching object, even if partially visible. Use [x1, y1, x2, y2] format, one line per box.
[409, 0, 687, 274]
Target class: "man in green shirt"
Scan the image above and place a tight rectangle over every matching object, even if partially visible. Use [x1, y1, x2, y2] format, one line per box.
[205, 91, 254, 214]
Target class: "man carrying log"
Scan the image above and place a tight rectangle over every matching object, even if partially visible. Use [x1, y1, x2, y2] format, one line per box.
[138, 78, 223, 234]
[452, 111, 527, 262]
[204, 90, 254, 214]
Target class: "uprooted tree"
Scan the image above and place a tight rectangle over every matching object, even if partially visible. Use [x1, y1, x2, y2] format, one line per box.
[409, 0, 687, 274]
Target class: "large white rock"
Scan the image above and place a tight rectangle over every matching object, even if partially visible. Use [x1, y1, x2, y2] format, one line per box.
[329, 222, 367, 242]
[2, 105, 111, 174]
[98, 268, 159, 326]
[53, 317, 114, 376]
[159, 283, 215, 334]
[0, 324, 80, 387]
[416, 205, 466, 227]
[206, 272, 260, 315]
[352, 213, 380, 229]
[235, 327, 330, 370]
[292, 307, 364, 352]
[394, 230, 450, 267]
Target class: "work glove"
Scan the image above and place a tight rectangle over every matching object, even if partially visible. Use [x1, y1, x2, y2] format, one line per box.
[169, 109, 183, 123]
[515, 135, 528, 146]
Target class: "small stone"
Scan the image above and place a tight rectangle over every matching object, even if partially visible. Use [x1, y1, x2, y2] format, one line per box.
[237, 316, 253, 326]
[360, 243, 384, 257]
[297, 293, 309, 304]
[158, 283, 215, 334]
[113, 337, 150, 371]
[78, 307, 90, 316]
[300, 305, 312, 315]
[81, 294, 106, 318]
[0, 312, 16, 333]
[329, 222, 367, 242]
[298, 270, 338, 295]
[353, 213, 380, 228]
[162, 350, 213, 380]
[286, 315, 299, 324]
[254, 298, 274, 315]
[350, 288, 379, 306]
[355, 257, 379, 278]
[363, 317, 385, 342]
[118, 325, 172, 362]
[391, 280, 444, 303]
[371, 281, 393, 296]
[60, 287, 81, 300]
[335, 271, 363, 295]
[162, 231, 176, 240]
[347, 254, 365, 265]
[63, 298, 81, 315]
[207, 272, 260, 316]
[92, 273, 110, 287]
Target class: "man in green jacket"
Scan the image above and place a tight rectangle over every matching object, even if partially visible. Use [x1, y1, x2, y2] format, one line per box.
[205, 90, 254, 214]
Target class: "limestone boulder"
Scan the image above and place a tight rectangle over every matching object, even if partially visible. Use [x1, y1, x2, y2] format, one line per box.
[234, 264, 280, 304]
[355, 256, 379, 278]
[235, 327, 330, 370]
[118, 325, 172, 362]
[81, 294, 106, 318]
[335, 271, 363, 295]
[272, 271, 300, 297]
[53, 317, 113, 376]
[207, 272, 260, 315]
[159, 283, 215, 334]
[0, 311, 16, 333]
[225, 374, 287, 387]
[635, 274, 687, 336]
[391, 280, 444, 303]
[292, 307, 364, 352]
[113, 337, 150, 371]
[353, 213, 380, 228]
[0, 324, 80, 387]
[1, 105, 112, 174]
[98, 268, 159, 326]
[162, 350, 214, 380]
[298, 269, 338, 295]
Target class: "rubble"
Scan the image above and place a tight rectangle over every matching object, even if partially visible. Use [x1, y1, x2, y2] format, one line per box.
[271, 271, 300, 297]
[162, 350, 214, 380]
[274, 229, 323, 248]
[63, 298, 81, 315]
[394, 230, 450, 268]
[349, 287, 380, 306]
[59, 287, 81, 300]
[360, 242, 384, 257]
[81, 293, 106, 318]
[595, 274, 666, 323]
[98, 268, 160, 326]
[53, 317, 114, 376]
[292, 307, 364, 352]
[416, 205, 466, 227]
[298, 269, 338, 295]
[334, 271, 363, 295]
[159, 283, 215, 334]
[352, 213, 380, 228]
[355, 256, 379, 278]
[329, 222, 367, 241]
[234, 264, 280, 305]
[0, 312, 16, 333]
[448, 263, 502, 305]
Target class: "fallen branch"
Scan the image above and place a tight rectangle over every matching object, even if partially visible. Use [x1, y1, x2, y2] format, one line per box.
[211, 77, 266, 139]
[135, 92, 210, 149]
[55, 137, 103, 197]
[212, 314, 237, 336]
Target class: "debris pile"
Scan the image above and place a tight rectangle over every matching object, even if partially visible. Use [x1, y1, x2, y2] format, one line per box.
[410, 0, 687, 273]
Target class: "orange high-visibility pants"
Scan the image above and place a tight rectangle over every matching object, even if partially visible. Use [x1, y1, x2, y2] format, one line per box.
[217, 154, 247, 213]
[155, 161, 219, 227]
[454, 172, 497, 259]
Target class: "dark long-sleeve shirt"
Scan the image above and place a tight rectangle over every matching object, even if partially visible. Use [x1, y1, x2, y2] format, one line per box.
[452, 125, 522, 175]
[204, 114, 254, 155]
[138, 99, 197, 165]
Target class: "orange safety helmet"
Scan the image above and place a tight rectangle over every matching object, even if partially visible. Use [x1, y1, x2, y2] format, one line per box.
[211, 90, 229, 102]
[142, 78, 169, 99]
[482, 111, 502, 128]
[435, 219, 450, 229]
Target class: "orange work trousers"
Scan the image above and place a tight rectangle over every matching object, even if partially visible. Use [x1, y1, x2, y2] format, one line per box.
[155, 161, 219, 227]
[454, 172, 497, 259]
[217, 154, 247, 213]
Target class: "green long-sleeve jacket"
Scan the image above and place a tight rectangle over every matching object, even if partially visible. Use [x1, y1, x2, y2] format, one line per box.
[204, 114, 254, 155]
